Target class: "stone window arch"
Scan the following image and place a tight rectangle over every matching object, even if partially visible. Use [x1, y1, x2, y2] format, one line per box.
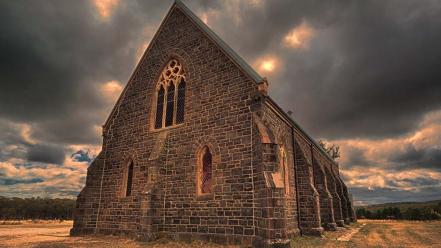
[280, 146, 289, 194]
[197, 146, 213, 195]
[121, 159, 134, 197]
[153, 59, 186, 129]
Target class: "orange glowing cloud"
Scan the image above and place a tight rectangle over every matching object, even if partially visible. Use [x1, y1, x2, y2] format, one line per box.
[92, 0, 119, 20]
[283, 21, 315, 49]
[19, 123, 37, 145]
[341, 167, 441, 192]
[135, 26, 156, 63]
[101, 80, 122, 102]
[325, 109, 441, 191]
[254, 56, 281, 74]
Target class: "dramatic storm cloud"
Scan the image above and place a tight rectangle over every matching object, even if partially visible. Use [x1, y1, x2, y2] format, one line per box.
[0, 0, 440, 204]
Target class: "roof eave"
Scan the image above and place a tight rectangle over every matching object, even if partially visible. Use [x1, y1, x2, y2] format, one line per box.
[263, 96, 339, 166]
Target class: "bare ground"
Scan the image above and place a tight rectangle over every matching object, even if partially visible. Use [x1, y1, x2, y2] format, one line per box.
[0, 220, 440, 248]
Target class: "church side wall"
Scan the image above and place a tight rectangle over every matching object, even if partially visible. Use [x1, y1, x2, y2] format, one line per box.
[293, 132, 323, 235]
[252, 103, 301, 244]
[312, 148, 337, 230]
[263, 105, 299, 237]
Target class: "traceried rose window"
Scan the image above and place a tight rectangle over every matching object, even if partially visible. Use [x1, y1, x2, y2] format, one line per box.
[154, 59, 186, 129]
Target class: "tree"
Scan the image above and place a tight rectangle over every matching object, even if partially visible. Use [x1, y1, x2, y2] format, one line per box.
[318, 140, 340, 160]
[0, 196, 75, 220]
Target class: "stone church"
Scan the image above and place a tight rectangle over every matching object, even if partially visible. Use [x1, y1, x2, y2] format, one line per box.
[71, 1, 356, 247]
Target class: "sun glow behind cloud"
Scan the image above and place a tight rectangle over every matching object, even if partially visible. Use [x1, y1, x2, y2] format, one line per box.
[283, 21, 315, 49]
[92, 0, 119, 20]
[254, 56, 280, 75]
[101, 80, 122, 102]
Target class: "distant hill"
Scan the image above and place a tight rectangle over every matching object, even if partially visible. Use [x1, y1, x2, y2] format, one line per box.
[355, 199, 441, 220]
[356, 199, 441, 212]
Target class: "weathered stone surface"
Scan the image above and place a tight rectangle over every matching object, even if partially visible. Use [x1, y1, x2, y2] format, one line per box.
[71, 1, 355, 247]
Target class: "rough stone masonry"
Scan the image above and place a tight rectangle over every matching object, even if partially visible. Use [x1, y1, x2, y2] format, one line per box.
[70, 1, 356, 247]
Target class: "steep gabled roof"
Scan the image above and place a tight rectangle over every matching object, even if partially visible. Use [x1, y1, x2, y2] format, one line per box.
[103, 0, 263, 129]
[263, 96, 340, 167]
[174, 0, 263, 83]
[101, 0, 337, 167]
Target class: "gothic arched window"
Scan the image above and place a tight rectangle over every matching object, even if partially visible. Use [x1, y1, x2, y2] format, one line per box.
[280, 147, 289, 194]
[122, 160, 134, 197]
[155, 86, 165, 129]
[153, 59, 186, 129]
[197, 146, 212, 195]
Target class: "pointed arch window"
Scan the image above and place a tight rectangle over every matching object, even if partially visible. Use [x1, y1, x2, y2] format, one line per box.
[280, 147, 289, 194]
[176, 80, 186, 124]
[197, 146, 212, 195]
[155, 86, 165, 129]
[153, 59, 186, 129]
[122, 160, 134, 197]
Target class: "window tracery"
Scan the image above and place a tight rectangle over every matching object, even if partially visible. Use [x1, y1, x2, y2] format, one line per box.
[154, 59, 186, 129]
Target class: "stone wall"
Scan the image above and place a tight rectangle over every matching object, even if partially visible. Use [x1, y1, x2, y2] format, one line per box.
[71, 2, 355, 247]
[72, 5, 259, 246]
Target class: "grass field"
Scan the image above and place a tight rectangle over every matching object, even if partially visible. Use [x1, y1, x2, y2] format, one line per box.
[0, 220, 440, 247]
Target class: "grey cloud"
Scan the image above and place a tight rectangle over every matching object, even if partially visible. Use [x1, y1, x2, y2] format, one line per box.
[0, 0, 170, 146]
[341, 146, 371, 168]
[390, 145, 441, 171]
[0, 177, 44, 186]
[1, 0, 441, 203]
[271, 1, 441, 139]
[194, 0, 441, 139]
[2, 0, 440, 145]
[350, 186, 441, 205]
[26, 143, 66, 165]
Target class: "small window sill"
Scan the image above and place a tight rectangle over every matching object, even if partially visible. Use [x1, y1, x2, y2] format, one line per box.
[119, 195, 135, 201]
[196, 193, 213, 200]
[150, 123, 184, 133]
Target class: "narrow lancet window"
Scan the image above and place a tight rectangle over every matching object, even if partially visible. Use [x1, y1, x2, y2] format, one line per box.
[176, 80, 186, 124]
[165, 83, 175, 127]
[155, 86, 165, 129]
[200, 147, 212, 194]
[126, 161, 134, 197]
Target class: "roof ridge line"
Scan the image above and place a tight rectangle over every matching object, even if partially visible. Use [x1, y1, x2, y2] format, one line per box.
[174, 0, 263, 84]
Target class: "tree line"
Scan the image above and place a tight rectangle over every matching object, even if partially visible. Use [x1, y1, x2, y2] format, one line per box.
[0, 196, 75, 220]
[356, 203, 441, 220]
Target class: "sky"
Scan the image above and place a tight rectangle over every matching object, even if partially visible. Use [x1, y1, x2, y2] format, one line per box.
[0, 0, 440, 205]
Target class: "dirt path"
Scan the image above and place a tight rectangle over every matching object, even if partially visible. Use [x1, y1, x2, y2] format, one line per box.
[337, 223, 366, 241]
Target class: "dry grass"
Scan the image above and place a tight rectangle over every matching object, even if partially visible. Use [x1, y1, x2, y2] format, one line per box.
[0, 220, 440, 247]
[290, 220, 441, 248]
